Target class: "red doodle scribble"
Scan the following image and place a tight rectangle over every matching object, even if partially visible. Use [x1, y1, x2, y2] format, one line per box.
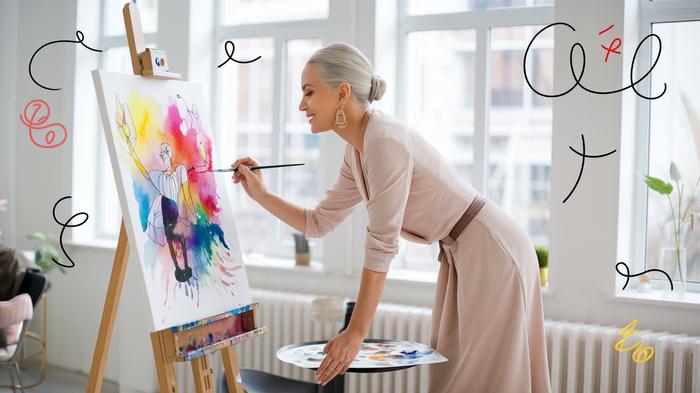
[598, 24, 615, 36]
[599, 24, 622, 63]
[19, 99, 68, 148]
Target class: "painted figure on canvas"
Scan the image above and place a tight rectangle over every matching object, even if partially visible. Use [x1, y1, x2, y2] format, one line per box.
[94, 70, 252, 330]
[113, 91, 239, 297]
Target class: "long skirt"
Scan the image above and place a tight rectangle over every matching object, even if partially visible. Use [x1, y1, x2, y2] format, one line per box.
[429, 199, 551, 393]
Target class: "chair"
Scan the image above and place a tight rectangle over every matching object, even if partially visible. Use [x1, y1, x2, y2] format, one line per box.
[0, 294, 33, 393]
[0, 268, 48, 392]
[217, 302, 355, 393]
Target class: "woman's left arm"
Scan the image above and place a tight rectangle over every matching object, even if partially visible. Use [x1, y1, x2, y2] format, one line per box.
[316, 136, 412, 386]
[316, 267, 387, 386]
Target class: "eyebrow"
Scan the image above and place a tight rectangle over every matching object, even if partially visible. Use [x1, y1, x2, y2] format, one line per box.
[302, 84, 313, 90]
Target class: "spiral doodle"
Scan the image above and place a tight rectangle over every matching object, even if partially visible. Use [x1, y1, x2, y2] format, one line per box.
[20, 99, 68, 149]
[615, 261, 673, 291]
[51, 196, 89, 268]
[217, 40, 262, 68]
[29, 30, 102, 91]
[523, 22, 666, 100]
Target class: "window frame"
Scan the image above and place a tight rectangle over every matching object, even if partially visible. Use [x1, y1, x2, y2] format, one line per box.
[212, 1, 331, 263]
[634, 0, 700, 293]
[385, 0, 554, 273]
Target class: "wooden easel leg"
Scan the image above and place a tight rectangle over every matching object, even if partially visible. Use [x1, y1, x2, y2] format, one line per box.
[151, 331, 178, 393]
[221, 346, 246, 393]
[191, 354, 215, 393]
[86, 221, 130, 393]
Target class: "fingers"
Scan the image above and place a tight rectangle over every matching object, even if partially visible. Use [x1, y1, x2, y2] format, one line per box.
[316, 356, 345, 386]
[231, 156, 259, 169]
[232, 164, 253, 184]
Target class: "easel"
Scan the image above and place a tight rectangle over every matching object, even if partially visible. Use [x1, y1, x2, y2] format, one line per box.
[86, 4, 266, 392]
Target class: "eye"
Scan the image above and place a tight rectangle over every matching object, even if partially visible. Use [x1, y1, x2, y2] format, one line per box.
[305, 91, 313, 97]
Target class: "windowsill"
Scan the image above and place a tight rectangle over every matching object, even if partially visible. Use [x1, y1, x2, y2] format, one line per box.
[612, 289, 700, 310]
[541, 286, 553, 297]
[386, 268, 437, 284]
[244, 254, 324, 272]
[65, 238, 118, 252]
[59, 241, 559, 295]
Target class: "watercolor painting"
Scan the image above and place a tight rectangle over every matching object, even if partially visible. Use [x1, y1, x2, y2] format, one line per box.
[277, 340, 447, 369]
[93, 70, 251, 331]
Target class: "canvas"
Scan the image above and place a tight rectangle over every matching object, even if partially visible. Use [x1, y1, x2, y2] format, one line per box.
[92, 70, 251, 331]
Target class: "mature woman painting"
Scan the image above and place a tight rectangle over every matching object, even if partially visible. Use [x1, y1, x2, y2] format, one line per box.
[232, 42, 551, 393]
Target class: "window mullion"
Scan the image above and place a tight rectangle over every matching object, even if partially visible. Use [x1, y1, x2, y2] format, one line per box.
[272, 37, 286, 242]
[473, 26, 491, 194]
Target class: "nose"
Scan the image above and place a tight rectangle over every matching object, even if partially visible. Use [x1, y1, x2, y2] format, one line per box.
[298, 97, 305, 112]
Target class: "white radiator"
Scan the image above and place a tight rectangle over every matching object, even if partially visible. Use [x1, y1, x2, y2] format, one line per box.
[206, 289, 700, 393]
[545, 320, 700, 393]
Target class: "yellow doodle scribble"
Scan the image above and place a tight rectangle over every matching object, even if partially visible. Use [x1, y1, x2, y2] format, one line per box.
[614, 319, 654, 364]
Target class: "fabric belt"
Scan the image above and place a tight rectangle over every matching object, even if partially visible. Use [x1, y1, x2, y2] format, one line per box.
[438, 195, 487, 263]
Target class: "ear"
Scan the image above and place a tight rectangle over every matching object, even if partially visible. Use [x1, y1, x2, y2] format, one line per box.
[337, 82, 352, 106]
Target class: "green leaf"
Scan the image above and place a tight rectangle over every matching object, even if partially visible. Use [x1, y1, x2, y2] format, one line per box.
[27, 232, 48, 241]
[535, 246, 548, 268]
[644, 175, 673, 195]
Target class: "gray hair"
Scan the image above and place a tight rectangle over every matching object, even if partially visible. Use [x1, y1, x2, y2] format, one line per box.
[307, 43, 386, 104]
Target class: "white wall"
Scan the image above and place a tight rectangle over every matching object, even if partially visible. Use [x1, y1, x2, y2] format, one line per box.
[1, 0, 698, 392]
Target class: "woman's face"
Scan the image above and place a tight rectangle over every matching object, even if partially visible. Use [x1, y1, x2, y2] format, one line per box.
[298, 63, 341, 134]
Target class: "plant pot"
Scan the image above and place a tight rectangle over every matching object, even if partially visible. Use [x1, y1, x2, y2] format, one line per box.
[295, 252, 310, 267]
[659, 246, 686, 299]
[539, 267, 549, 287]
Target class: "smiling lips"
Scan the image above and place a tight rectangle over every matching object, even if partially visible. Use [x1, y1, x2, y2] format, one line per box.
[307, 113, 316, 123]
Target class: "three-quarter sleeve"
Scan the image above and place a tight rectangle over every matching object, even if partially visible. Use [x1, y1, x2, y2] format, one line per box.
[363, 137, 414, 272]
[304, 147, 362, 238]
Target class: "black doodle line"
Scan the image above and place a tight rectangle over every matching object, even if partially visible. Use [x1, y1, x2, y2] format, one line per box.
[615, 261, 673, 291]
[29, 30, 102, 91]
[217, 40, 262, 68]
[51, 196, 89, 268]
[523, 22, 667, 100]
[563, 134, 616, 204]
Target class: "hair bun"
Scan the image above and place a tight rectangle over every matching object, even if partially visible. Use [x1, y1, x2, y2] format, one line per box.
[368, 75, 386, 103]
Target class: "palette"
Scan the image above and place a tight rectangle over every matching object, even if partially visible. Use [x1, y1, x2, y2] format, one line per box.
[276, 339, 447, 372]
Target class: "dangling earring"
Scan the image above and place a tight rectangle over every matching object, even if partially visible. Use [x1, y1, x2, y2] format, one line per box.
[335, 104, 347, 129]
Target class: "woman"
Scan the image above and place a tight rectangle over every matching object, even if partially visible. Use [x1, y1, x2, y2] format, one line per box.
[232, 43, 551, 393]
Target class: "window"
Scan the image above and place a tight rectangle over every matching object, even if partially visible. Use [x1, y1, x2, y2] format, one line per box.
[406, 0, 552, 16]
[220, 0, 328, 26]
[489, 25, 552, 249]
[215, 1, 326, 261]
[393, 4, 554, 273]
[74, 0, 159, 242]
[640, 14, 700, 287]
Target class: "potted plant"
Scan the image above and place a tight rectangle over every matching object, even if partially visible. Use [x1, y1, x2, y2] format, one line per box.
[644, 162, 699, 298]
[26, 232, 67, 277]
[293, 233, 310, 266]
[535, 246, 548, 287]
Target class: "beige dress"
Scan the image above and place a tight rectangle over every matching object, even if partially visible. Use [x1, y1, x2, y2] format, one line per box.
[304, 110, 551, 393]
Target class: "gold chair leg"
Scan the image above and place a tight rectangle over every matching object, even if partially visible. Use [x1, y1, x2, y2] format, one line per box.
[14, 362, 25, 393]
[8, 365, 17, 393]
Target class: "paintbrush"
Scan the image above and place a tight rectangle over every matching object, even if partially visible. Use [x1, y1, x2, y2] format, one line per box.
[211, 163, 305, 173]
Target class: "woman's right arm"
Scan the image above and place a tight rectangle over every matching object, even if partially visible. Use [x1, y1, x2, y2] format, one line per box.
[232, 151, 362, 237]
[232, 157, 306, 232]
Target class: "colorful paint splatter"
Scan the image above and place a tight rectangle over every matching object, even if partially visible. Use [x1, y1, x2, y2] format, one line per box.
[115, 91, 240, 305]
